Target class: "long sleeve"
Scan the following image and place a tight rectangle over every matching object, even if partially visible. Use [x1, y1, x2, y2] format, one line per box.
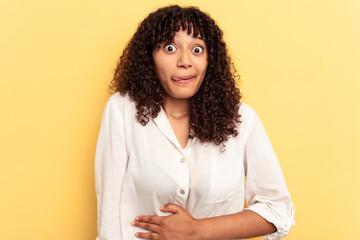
[95, 98, 128, 240]
[244, 109, 295, 240]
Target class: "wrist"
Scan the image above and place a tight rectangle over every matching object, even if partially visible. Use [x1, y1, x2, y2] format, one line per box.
[192, 218, 209, 240]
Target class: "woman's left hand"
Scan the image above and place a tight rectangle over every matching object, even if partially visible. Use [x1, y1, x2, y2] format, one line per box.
[131, 203, 200, 240]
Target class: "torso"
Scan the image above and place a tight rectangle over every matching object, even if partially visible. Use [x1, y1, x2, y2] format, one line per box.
[96, 93, 293, 240]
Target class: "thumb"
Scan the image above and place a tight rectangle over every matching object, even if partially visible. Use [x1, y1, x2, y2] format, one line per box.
[160, 203, 181, 214]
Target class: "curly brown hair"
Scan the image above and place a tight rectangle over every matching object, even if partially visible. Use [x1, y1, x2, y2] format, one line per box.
[110, 5, 242, 146]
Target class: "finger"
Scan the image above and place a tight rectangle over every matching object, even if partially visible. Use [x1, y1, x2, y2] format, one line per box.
[136, 215, 162, 225]
[135, 231, 159, 239]
[131, 220, 160, 233]
[160, 203, 181, 214]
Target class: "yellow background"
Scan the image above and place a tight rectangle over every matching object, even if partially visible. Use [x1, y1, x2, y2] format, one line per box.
[1, 0, 359, 239]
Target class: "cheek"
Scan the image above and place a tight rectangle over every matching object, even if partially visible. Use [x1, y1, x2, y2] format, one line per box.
[153, 66, 165, 81]
[153, 53, 170, 77]
[199, 57, 208, 74]
[201, 63, 208, 76]
[156, 61, 173, 77]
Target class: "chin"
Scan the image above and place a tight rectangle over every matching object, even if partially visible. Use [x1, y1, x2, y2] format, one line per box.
[169, 92, 196, 100]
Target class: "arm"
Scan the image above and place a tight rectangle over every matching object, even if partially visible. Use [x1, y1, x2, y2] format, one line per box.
[132, 204, 275, 240]
[95, 98, 128, 240]
[195, 209, 276, 239]
[241, 108, 295, 240]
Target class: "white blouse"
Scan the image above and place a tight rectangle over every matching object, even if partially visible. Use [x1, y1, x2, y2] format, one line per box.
[95, 93, 295, 240]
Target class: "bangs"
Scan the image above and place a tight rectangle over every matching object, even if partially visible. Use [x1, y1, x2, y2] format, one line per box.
[149, 7, 207, 47]
[158, 20, 204, 42]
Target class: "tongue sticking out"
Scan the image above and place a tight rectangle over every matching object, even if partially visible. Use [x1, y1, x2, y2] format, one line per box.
[171, 76, 194, 83]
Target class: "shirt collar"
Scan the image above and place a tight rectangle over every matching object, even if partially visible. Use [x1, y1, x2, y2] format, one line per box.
[152, 107, 197, 152]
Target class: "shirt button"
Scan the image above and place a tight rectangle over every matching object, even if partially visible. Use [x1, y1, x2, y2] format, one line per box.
[180, 158, 185, 163]
[180, 189, 185, 195]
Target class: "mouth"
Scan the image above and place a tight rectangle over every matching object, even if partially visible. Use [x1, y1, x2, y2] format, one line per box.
[171, 75, 195, 84]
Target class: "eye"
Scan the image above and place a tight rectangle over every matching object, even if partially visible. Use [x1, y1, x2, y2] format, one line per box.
[164, 44, 176, 52]
[192, 46, 203, 53]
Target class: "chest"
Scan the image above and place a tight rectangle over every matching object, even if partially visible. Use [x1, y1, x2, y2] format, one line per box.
[123, 118, 246, 207]
[167, 116, 189, 149]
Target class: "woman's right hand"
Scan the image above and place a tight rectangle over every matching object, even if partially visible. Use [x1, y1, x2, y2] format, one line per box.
[131, 204, 201, 240]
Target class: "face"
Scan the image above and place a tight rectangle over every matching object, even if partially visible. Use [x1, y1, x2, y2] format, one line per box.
[152, 29, 208, 101]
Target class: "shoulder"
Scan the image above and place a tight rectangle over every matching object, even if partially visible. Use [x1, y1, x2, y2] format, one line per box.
[100, 92, 137, 120]
[237, 102, 266, 135]
[106, 92, 136, 112]
[108, 92, 133, 106]
[238, 102, 257, 124]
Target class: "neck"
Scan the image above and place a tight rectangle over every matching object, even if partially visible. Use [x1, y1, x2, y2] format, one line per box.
[163, 95, 190, 119]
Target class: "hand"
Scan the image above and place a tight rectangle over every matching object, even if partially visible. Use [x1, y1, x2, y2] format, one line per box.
[130, 203, 199, 240]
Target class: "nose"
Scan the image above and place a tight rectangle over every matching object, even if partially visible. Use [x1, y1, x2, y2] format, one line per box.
[177, 50, 192, 69]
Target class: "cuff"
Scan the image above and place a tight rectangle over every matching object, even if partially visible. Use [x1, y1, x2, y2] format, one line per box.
[245, 203, 295, 240]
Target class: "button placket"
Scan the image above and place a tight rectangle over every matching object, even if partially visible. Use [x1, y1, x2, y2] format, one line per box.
[175, 153, 190, 206]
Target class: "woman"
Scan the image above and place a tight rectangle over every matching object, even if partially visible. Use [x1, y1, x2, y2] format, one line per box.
[95, 5, 295, 240]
